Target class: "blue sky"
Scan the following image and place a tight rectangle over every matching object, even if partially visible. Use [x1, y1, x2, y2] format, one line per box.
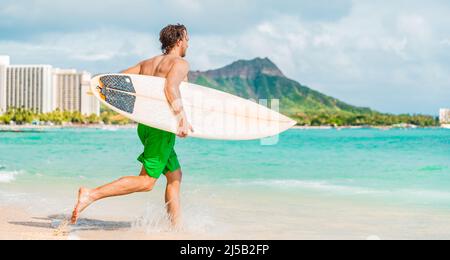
[1, 0, 449, 115]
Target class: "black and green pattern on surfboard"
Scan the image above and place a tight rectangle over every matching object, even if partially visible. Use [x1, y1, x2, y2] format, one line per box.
[99, 75, 136, 114]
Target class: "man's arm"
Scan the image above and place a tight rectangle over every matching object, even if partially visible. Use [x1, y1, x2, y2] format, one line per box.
[121, 63, 141, 74]
[164, 59, 193, 137]
[165, 60, 189, 115]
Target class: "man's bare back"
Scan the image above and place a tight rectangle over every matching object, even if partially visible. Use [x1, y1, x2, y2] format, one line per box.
[141, 55, 189, 82]
[121, 53, 192, 138]
[123, 55, 188, 82]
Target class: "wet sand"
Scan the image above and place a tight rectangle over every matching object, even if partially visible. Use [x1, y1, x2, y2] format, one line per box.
[0, 206, 66, 240]
[3, 193, 450, 240]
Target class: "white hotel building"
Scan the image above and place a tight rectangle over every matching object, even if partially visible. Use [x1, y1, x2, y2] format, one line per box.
[53, 69, 100, 115]
[440, 108, 450, 125]
[0, 56, 9, 113]
[0, 56, 99, 115]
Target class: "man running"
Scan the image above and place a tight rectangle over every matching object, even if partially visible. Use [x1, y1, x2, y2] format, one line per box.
[71, 24, 193, 227]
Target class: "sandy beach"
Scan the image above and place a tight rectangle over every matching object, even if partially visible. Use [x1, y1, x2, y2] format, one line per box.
[0, 206, 219, 240]
[0, 206, 66, 240]
[3, 192, 450, 240]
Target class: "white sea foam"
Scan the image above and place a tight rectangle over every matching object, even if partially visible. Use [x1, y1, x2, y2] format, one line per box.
[101, 126, 119, 132]
[0, 171, 20, 183]
[229, 179, 450, 201]
[132, 201, 219, 235]
[398, 189, 450, 200]
[230, 179, 378, 194]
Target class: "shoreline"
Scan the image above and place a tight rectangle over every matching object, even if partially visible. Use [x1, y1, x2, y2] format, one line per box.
[292, 125, 443, 130]
[0, 124, 444, 132]
[0, 124, 137, 132]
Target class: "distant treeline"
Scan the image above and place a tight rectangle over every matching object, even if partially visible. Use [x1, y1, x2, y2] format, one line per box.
[0, 107, 439, 127]
[0, 106, 132, 125]
[291, 111, 439, 127]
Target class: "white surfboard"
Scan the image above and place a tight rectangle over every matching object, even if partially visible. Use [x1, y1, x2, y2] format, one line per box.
[90, 74, 296, 140]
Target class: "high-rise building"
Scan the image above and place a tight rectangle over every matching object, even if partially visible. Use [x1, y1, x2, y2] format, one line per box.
[53, 69, 99, 115]
[0, 55, 99, 116]
[440, 109, 450, 124]
[0, 56, 9, 113]
[5, 64, 54, 113]
[0, 56, 9, 65]
[80, 73, 100, 116]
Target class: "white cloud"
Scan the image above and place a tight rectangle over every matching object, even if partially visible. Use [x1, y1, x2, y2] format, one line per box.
[0, 29, 161, 72]
[1, 0, 449, 114]
[187, 1, 450, 114]
[397, 14, 430, 39]
[0, 0, 353, 38]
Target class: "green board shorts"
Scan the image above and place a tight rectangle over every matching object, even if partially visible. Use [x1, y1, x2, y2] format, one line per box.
[137, 123, 181, 179]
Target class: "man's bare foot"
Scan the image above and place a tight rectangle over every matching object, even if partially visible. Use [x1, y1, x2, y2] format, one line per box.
[168, 214, 183, 231]
[71, 187, 94, 225]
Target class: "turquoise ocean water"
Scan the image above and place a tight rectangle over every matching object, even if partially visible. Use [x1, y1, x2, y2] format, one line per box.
[1, 128, 450, 238]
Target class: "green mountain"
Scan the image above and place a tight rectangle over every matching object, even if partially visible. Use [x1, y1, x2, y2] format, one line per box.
[189, 57, 375, 116]
[188, 58, 438, 127]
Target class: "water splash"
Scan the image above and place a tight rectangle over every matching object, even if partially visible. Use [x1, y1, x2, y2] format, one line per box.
[132, 201, 218, 235]
[0, 170, 21, 183]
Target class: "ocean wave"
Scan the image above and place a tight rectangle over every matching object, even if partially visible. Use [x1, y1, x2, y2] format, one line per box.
[398, 189, 450, 200]
[0, 171, 21, 183]
[229, 179, 450, 201]
[230, 179, 378, 194]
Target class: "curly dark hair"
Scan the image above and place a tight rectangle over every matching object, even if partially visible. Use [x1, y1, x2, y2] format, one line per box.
[159, 24, 187, 54]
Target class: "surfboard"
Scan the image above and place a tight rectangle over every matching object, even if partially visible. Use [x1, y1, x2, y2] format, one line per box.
[90, 74, 297, 140]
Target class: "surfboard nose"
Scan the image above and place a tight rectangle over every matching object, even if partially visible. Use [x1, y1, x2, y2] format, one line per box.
[280, 114, 297, 128]
[289, 119, 297, 128]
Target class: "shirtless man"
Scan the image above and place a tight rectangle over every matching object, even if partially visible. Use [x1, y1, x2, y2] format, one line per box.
[71, 24, 193, 227]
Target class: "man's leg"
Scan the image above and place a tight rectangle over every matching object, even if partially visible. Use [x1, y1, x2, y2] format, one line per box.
[71, 167, 157, 224]
[165, 169, 183, 227]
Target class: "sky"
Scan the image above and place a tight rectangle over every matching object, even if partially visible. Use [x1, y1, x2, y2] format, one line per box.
[1, 0, 449, 115]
